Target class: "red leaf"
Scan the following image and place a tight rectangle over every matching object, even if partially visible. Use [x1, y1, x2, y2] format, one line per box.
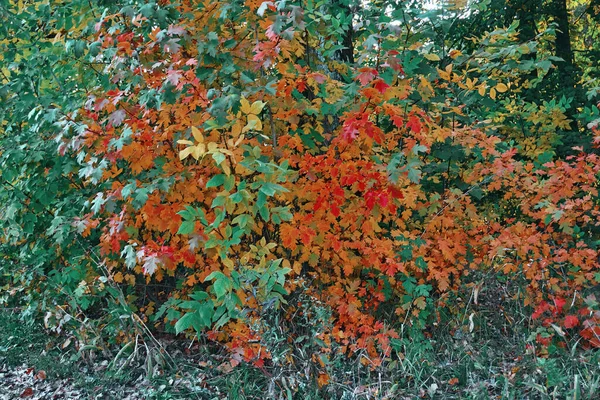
[407, 114, 422, 134]
[20, 388, 34, 398]
[372, 79, 390, 94]
[341, 118, 360, 141]
[536, 334, 551, 346]
[389, 186, 404, 199]
[563, 315, 579, 329]
[295, 78, 307, 92]
[532, 301, 550, 319]
[356, 68, 378, 86]
[553, 297, 566, 315]
[314, 195, 325, 211]
[364, 190, 377, 210]
[390, 115, 404, 129]
[378, 193, 389, 208]
[581, 326, 600, 347]
[363, 120, 384, 143]
[309, 72, 327, 84]
[331, 204, 340, 217]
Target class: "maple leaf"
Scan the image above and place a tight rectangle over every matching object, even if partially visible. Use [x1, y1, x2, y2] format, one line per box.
[167, 25, 186, 36]
[406, 114, 422, 134]
[563, 315, 579, 329]
[356, 67, 378, 86]
[166, 69, 182, 86]
[341, 118, 360, 141]
[532, 301, 550, 319]
[142, 255, 161, 275]
[364, 190, 378, 210]
[553, 297, 566, 315]
[188, 234, 204, 251]
[372, 79, 390, 94]
[108, 109, 126, 127]
[438, 240, 454, 260]
[163, 38, 181, 53]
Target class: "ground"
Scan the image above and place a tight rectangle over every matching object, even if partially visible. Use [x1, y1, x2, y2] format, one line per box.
[1, 305, 599, 399]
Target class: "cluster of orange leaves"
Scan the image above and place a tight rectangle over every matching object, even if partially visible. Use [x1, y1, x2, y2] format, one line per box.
[67, 0, 600, 370]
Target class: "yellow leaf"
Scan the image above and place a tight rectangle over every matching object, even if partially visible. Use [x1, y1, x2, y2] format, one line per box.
[293, 261, 302, 275]
[518, 44, 530, 54]
[496, 83, 508, 93]
[177, 139, 194, 145]
[465, 77, 478, 90]
[249, 100, 266, 115]
[125, 274, 135, 285]
[233, 134, 245, 147]
[449, 49, 462, 59]
[231, 122, 242, 137]
[243, 114, 262, 132]
[222, 258, 234, 270]
[478, 85, 486, 97]
[179, 147, 193, 160]
[437, 68, 450, 81]
[207, 142, 218, 152]
[52, 31, 62, 45]
[191, 126, 204, 142]
[424, 53, 440, 61]
[490, 87, 497, 100]
[240, 97, 251, 114]
[409, 41, 423, 50]
[221, 161, 231, 176]
[191, 145, 204, 160]
[113, 272, 124, 283]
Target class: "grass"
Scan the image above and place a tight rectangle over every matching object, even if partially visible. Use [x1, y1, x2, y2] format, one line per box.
[1, 278, 600, 400]
[0, 309, 155, 398]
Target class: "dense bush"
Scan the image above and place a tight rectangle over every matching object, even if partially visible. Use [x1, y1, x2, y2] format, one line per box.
[2, 0, 600, 389]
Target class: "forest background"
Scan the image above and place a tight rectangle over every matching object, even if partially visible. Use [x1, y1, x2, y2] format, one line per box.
[2, 0, 600, 398]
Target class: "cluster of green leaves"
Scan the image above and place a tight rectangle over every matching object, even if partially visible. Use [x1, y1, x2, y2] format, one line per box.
[1, 0, 96, 310]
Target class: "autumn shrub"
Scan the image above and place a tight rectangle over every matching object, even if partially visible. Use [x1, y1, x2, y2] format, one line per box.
[2, 0, 600, 381]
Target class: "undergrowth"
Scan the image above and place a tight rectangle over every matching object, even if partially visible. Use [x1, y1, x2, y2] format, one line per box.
[2, 274, 600, 400]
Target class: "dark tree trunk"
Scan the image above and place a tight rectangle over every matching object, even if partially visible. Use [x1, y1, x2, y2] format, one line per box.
[549, 0, 586, 152]
[504, 0, 538, 42]
[551, 0, 577, 88]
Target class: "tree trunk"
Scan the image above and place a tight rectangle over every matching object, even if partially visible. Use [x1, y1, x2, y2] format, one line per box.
[549, 0, 585, 151]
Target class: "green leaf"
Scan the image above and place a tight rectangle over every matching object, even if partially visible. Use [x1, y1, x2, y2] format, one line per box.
[205, 271, 232, 299]
[260, 182, 288, 196]
[175, 311, 200, 334]
[206, 174, 226, 188]
[212, 151, 226, 165]
[232, 214, 252, 228]
[177, 220, 195, 235]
